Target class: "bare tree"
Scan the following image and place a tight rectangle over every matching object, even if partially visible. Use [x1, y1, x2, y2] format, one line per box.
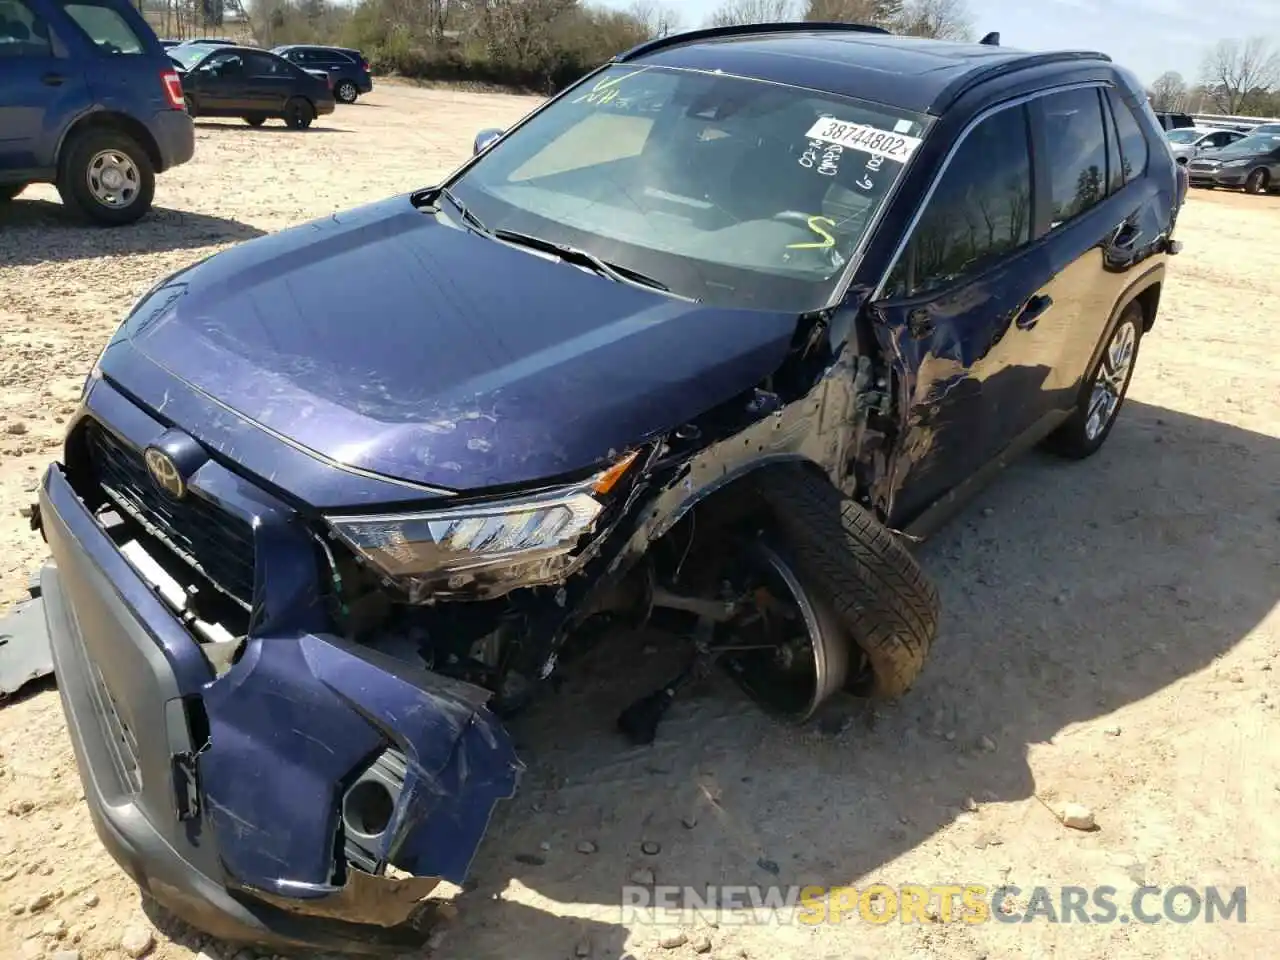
[1200, 37, 1280, 114]
[706, 0, 796, 28]
[1148, 71, 1187, 112]
[804, 0, 900, 28]
[898, 0, 971, 41]
[629, 0, 682, 37]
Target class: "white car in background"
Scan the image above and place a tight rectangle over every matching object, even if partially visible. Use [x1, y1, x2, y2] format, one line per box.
[1165, 126, 1246, 164]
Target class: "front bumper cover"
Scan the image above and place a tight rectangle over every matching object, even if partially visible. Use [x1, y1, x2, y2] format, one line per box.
[39, 463, 522, 953]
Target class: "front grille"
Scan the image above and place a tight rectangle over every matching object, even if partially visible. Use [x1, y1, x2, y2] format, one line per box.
[85, 424, 257, 606]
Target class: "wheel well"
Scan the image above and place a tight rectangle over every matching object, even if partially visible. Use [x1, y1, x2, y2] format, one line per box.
[60, 112, 163, 174]
[1134, 282, 1161, 332]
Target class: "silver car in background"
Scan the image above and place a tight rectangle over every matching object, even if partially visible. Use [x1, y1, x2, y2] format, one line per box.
[1165, 126, 1246, 164]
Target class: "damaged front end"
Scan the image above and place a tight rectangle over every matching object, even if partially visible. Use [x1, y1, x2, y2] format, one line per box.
[38, 296, 901, 953]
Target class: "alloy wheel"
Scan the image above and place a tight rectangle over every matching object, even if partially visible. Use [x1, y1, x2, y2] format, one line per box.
[1084, 317, 1138, 441]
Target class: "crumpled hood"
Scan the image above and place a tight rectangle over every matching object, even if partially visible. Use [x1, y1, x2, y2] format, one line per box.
[121, 195, 799, 491]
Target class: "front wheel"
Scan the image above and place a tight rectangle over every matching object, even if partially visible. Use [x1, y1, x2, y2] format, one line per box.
[284, 97, 314, 130]
[335, 80, 358, 104]
[56, 128, 155, 226]
[750, 465, 941, 700]
[1244, 168, 1269, 194]
[1044, 301, 1143, 459]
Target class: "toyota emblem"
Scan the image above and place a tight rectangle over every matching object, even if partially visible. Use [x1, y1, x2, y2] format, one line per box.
[144, 447, 187, 499]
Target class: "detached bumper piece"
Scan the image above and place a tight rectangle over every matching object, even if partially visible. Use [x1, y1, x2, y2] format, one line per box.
[39, 463, 522, 954]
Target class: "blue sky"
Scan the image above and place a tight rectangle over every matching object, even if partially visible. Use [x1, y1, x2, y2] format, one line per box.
[593, 0, 1280, 84]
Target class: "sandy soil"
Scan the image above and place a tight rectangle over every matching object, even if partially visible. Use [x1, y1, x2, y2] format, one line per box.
[0, 83, 1277, 960]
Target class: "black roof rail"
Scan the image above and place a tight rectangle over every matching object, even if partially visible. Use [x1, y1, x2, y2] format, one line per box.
[614, 20, 891, 63]
[931, 50, 1113, 113]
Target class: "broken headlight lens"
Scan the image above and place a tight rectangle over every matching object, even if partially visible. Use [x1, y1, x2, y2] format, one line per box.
[326, 484, 606, 601]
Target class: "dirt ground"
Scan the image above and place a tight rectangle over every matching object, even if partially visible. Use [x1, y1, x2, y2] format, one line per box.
[0, 82, 1277, 960]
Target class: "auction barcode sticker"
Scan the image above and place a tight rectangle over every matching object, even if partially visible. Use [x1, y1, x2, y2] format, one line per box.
[804, 118, 923, 163]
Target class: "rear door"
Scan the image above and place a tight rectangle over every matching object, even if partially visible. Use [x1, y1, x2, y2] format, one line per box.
[872, 102, 1056, 525]
[53, 0, 170, 110]
[242, 50, 291, 112]
[0, 0, 88, 173]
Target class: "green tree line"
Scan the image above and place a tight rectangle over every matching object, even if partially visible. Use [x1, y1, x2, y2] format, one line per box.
[245, 0, 972, 92]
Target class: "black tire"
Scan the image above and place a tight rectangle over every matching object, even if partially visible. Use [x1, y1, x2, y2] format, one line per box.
[1244, 168, 1269, 194]
[0, 184, 25, 202]
[751, 465, 940, 699]
[335, 79, 358, 104]
[1044, 300, 1143, 460]
[56, 128, 155, 226]
[184, 95, 197, 117]
[284, 97, 314, 130]
[243, 114, 267, 127]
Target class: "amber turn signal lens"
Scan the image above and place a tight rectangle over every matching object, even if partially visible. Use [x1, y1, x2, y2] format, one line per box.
[592, 450, 640, 495]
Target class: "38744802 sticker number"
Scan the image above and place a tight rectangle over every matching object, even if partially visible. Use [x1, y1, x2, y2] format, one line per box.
[804, 118, 923, 163]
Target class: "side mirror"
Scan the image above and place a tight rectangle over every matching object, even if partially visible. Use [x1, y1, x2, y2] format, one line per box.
[473, 128, 503, 156]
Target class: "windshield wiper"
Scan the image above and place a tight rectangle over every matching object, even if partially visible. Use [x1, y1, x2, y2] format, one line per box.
[418, 185, 493, 238]
[492, 229, 698, 302]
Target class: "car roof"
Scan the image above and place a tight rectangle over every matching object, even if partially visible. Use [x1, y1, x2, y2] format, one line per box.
[620, 26, 1110, 115]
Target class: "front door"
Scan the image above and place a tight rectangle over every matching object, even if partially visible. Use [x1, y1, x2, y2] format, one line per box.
[191, 50, 248, 114]
[0, 0, 84, 173]
[870, 101, 1060, 527]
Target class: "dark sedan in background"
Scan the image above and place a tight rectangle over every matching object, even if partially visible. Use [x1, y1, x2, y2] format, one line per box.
[169, 43, 336, 129]
[272, 44, 373, 103]
[1187, 131, 1280, 193]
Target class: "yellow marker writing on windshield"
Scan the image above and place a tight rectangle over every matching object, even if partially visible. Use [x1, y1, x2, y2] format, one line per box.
[787, 216, 837, 250]
[571, 69, 646, 106]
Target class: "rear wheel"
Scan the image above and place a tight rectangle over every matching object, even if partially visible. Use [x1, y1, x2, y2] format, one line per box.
[749, 465, 941, 699]
[0, 184, 25, 202]
[56, 128, 155, 226]
[1244, 168, 1269, 194]
[1044, 301, 1143, 459]
[243, 114, 266, 127]
[284, 97, 314, 130]
[335, 79, 358, 104]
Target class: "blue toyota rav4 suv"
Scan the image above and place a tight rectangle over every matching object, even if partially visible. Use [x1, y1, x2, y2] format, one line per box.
[0, 0, 192, 224]
[34, 23, 1183, 953]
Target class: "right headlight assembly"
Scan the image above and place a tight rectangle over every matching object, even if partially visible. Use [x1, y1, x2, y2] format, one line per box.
[325, 452, 639, 602]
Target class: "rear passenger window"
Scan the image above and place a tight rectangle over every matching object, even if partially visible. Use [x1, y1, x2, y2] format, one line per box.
[0, 0, 52, 57]
[886, 105, 1033, 298]
[1038, 88, 1109, 226]
[1107, 89, 1149, 185]
[59, 0, 143, 54]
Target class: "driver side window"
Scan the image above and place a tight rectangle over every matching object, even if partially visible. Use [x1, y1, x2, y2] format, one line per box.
[886, 104, 1033, 299]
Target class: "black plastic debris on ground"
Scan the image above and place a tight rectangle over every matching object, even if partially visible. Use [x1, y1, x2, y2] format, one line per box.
[0, 590, 53, 701]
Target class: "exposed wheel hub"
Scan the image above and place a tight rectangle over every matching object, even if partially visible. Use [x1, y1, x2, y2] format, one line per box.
[720, 541, 848, 722]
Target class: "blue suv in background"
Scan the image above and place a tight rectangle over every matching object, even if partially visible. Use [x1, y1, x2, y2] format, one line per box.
[272, 44, 372, 103]
[0, 0, 192, 224]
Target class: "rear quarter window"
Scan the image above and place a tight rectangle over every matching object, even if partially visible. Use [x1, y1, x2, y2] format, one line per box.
[0, 0, 53, 57]
[59, 0, 145, 54]
[1106, 89, 1149, 186]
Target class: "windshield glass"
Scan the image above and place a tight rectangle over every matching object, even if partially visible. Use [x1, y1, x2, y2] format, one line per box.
[170, 43, 215, 69]
[449, 64, 931, 311]
[1165, 129, 1202, 144]
[1218, 132, 1280, 155]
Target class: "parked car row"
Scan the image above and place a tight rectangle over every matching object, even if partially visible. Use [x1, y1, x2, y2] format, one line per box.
[0, 0, 373, 225]
[1166, 125, 1280, 194]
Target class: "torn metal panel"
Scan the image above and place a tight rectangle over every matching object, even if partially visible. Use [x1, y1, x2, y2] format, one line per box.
[0, 597, 54, 699]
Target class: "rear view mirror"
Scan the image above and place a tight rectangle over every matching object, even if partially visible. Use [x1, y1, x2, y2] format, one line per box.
[473, 128, 503, 156]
